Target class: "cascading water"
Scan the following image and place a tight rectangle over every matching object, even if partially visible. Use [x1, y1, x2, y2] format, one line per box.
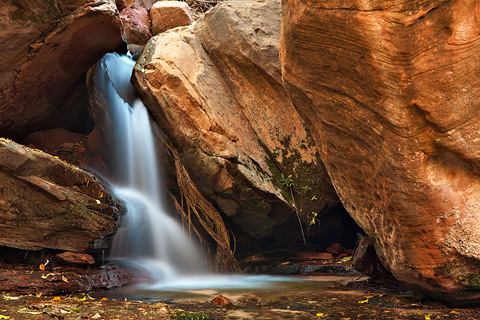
[93, 53, 205, 284]
[93, 52, 298, 293]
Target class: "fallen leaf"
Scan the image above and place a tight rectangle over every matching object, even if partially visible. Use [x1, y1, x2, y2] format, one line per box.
[101, 297, 108, 301]
[424, 315, 432, 320]
[60, 310, 70, 314]
[92, 313, 102, 319]
[52, 296, 61, 302]
[358, 299, 369, 304]
[316, 313, 326, 317]
[158, 306, 168, 314]
[280, 261, 290, 265]
[340, 256, 352, 262]
[450, 311, 459, 314]
[3, 296, 21, 300]
[62, 276, 68, 283]
[39, 264, 45, 271]
[0, 316, 10, 319]
[36, 293, 42, 298]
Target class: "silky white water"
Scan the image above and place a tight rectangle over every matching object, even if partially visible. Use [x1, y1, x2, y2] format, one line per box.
[94, 53, 298, 291]
[94, 53, 205, 283]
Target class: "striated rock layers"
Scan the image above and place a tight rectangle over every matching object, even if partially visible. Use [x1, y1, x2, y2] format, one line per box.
[280, 0, 480, 304]
[132, 0, 339, 245]
[0, 0, 123, 139]
[0, 138, 117, 253]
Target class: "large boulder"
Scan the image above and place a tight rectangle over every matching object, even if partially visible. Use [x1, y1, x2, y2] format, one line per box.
[132, 0, 339, 246]
[0, 0, 123, 139]
[280, 0, 480, 304]
[0, 138, 117, 252]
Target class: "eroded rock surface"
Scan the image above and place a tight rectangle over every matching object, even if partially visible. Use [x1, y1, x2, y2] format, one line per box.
[0, 0, 123, 139]
[132, 0, 338, 244]
[0, 138, 117, 253]
[280, 0, 480, 304]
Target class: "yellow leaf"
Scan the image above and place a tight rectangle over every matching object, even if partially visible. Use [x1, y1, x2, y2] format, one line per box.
[52, 296, 61, 302]
[36, 293, 42, 298]
[39, 264, 45, 271]
[62, 276, 68, 283]
[340, 256, 352, 262]
[358, 299, 369, 304]
[87, 294, 96, 300]
[0, 315, 11, 319]
[101, 297, 108, 301]
[74, 296, 87, 302]
[316, 313, 325, 317]
[425, 315, 432, 320]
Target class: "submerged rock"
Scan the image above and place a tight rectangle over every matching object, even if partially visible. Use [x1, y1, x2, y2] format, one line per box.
[280, 0, 480, 304]
[0, 138, 117, 253]
[132, 0, 338, 245]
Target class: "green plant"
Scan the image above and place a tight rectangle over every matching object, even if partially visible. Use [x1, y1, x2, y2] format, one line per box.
[309, 211, 319, 226]
[280, 173, 294, 189]
[280, 173, 306, 245]
[301, 185, 311, 192]
[171, 310, 211, 320]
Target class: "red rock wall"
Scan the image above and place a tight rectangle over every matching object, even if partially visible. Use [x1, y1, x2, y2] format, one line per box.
[280, 0, 480, 304]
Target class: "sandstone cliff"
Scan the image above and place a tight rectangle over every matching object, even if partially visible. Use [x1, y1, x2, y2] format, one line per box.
[280, 0, 480, 304]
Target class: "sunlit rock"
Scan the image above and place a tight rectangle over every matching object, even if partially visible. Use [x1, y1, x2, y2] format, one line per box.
[150, 1, 192, 35]
[132, 0, 339, 245]
[280, 0, 480, 305]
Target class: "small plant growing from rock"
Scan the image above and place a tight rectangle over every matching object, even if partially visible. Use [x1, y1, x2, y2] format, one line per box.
[280, 173, 306, 244]
[309, 211, 319, 226]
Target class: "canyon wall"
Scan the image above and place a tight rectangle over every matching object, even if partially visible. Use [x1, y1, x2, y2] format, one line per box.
[280, 0, 480, 304]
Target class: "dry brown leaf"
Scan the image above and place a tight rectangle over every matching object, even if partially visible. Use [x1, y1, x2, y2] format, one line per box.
[39, 264, 45, 271]
[61, 276, 68, 283]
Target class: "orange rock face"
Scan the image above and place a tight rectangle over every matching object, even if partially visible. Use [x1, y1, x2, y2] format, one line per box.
[133, 0, 338, 244]
[280, 0, 480, 304]
[150, 1, 192, 35]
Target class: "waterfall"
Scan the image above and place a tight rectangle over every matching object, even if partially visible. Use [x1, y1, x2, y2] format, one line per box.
[93, 53, 205, 283]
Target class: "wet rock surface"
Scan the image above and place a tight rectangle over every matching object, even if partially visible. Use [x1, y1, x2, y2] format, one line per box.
[1, 275, 480, 319]
[0, 263, 129, 296]
[280, 0, 480, 304]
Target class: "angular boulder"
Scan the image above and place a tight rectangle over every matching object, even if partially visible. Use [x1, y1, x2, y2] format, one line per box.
[132, 0, 338, 244]
[119, 7, 152, 45]
[150, 1, 192, 35]
[0, 0, 123, 139]
[280, 0, 480, 304]
[0, 138, 117, 252]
